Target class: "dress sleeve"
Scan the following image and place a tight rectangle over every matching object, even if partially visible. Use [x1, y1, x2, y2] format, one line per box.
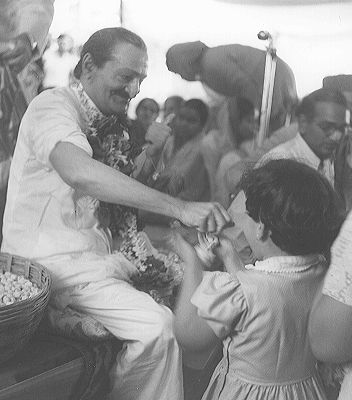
[191, 271, 248, 339]
[28, 91, 92, 168]
[323, 211, 352, 306]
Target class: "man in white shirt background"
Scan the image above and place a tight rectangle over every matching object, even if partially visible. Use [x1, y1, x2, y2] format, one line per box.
[259, 88, 347, 190]
[224, 88, 351, 267]
[258, 88, 352, 209]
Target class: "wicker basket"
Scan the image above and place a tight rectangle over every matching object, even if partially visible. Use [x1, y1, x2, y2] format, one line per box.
[0, 253, 52, 363]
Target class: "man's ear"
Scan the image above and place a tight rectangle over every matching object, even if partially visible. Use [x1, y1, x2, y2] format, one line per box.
[256, 222, 271, 241]
[81, 53, 96, 77]
[298, 114, 309, 137]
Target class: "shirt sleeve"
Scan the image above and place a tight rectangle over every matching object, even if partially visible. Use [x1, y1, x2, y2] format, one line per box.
[323, 211, 352, 306]
[191, 271, 248, 339]
[28, 90, 92, 168]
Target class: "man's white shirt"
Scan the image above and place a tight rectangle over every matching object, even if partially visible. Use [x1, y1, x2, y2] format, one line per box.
[258, 132, 335, 186]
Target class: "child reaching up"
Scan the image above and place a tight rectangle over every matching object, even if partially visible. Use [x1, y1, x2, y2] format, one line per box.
[173, 159, 343, 400]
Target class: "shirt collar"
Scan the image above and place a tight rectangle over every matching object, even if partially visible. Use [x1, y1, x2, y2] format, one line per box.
[245, 254, 325, 274]
[70, 81, 110, 128]
[295, 133, 322, 169]
[296, 132, 334, 169]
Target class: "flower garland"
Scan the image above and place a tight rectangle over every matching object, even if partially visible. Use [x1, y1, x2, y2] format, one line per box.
[85, 115, 141, 239]
[118, 219, 183, 307]
[74, 83, 183, 306]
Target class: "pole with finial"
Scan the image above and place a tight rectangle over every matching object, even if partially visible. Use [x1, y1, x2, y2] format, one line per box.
[257, 30, 277, 148]
[119, 0, 124, 27]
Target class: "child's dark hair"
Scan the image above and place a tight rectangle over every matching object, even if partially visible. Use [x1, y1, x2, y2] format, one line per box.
[240, 159, 343, 255]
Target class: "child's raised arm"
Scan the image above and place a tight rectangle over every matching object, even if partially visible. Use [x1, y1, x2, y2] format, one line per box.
[214, 233, 245, 274]
[171, 232, 220, 352]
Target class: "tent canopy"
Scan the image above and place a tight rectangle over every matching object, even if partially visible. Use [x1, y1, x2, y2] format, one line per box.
[216, 0, 352, 5]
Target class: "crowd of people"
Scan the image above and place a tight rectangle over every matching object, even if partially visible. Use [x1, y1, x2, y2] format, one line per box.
[1, 2, 352, 400]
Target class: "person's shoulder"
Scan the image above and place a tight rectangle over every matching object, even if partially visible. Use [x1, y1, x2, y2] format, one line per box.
[236, 267, 284, 304]
[271, 133, 299, 153]
[258, 133, 300, 165]
[219, 150, 243, 169]
[29, 87, 77, 110]
[26, 87, 82, 125]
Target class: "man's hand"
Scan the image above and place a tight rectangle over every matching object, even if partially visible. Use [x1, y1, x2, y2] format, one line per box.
[1, 33, 33, 73]
[179, 201, 232, 235]
[145, 114, 174, 158]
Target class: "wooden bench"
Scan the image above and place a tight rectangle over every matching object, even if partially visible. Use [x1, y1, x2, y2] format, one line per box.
[0, 333, 121, 400]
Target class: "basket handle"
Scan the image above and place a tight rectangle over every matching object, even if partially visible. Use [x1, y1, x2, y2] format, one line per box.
[5, 254, 13, 272]
[24, 260, 30, 278]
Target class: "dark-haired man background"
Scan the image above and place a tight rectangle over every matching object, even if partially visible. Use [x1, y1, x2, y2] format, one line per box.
[258, 88, 351, 211]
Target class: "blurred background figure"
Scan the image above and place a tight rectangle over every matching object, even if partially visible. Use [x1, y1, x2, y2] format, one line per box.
[163, 95, 184, 121]
[0, 0, 54, 135]
[201, 96, 258, 200]
[43, 33, 79, 89]
[0, 0, 54, 75]
[20, 57, 45, 101]
[166, 41, 297, 135]
[141, 99, 210, 243]
[0, 0, 54, 245]
[323, 75, 352, 114]
[129, 97, 160, 147]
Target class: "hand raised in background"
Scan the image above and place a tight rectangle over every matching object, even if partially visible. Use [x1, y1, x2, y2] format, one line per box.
[145, 113, 175, 158]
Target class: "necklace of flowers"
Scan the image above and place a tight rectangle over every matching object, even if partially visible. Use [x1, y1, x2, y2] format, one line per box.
[71, 82, 180, 304]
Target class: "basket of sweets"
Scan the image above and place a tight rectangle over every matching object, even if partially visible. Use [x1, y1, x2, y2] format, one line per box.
[0, 253, 52, 363]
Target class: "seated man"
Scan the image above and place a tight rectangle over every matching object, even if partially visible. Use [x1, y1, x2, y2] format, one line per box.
[1, 28, 230, 400]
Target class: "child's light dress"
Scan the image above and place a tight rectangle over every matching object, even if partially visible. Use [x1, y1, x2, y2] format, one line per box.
[191, 254, 328, 400]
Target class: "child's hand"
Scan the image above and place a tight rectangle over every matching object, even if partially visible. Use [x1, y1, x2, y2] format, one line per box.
[213, 234, 234, 261]
[214, 233, 244, 273]
[167, 230, 199, 263]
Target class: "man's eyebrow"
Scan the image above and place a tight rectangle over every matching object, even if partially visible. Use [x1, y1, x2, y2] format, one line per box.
[114, 66, 147, 79]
